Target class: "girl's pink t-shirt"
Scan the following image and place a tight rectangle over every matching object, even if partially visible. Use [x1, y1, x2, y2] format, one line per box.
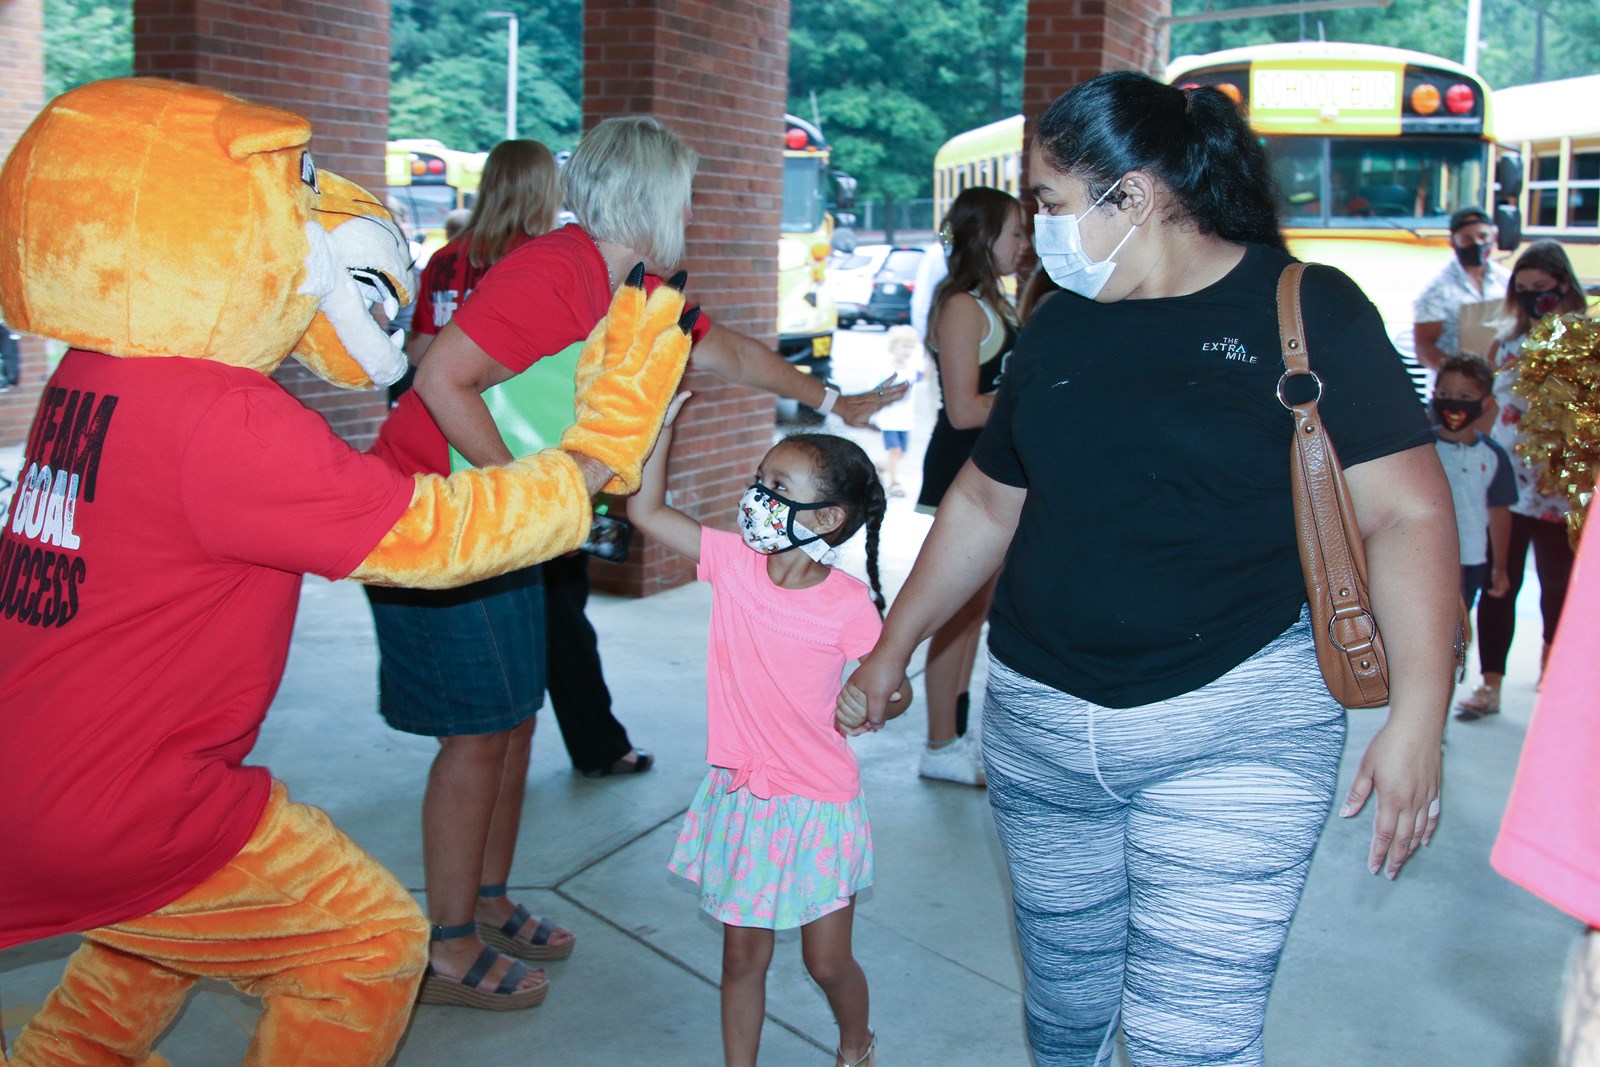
[697, 527, 883, 803]
[1493, 531, 1600, 928]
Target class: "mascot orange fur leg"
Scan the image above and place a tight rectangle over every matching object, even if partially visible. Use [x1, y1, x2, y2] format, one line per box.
[9, 785, 426, 1067]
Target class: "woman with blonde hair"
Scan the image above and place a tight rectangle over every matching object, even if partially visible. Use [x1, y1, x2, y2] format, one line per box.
[1456, 239, 1591, 720]
[368, 116, 905, 1010]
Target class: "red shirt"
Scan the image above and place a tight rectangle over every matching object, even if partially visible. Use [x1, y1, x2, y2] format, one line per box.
[0, 351, 413, 948]
[372, 224, 711, 476]
[412, 231, 533, 338]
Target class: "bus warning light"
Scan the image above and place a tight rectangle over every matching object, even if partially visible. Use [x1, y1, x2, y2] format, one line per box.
[1410, 83, 1442, 115]
[1445, 84, 1476, 115]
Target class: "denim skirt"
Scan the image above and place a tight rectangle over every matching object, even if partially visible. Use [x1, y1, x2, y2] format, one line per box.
[363, 565, 546, 737]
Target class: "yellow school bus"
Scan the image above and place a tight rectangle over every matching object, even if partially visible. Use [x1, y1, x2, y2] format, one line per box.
[1493, 74, 1600, 286]
[1168, 43, 1513, 337]
[932, 44, 1517, 352]
[385, 139, 487, 266]
[933, 114, 1024, 224]
[779, 115, 846, 383]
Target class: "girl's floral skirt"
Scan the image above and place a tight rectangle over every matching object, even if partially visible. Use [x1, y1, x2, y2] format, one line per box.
[667, 766, 874, 929]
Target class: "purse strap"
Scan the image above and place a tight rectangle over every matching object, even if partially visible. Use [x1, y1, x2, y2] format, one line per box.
[1276, 263, 1382, 663]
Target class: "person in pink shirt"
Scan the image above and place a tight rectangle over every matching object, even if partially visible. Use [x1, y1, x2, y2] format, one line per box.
[628, 397, 911, 1067]
[1494, 522, 1600, 1064]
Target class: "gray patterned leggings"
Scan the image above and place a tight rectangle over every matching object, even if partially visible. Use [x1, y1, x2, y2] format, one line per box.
[984, 612, 1347, 1067]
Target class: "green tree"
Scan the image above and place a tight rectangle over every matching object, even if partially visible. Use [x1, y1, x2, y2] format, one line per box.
[1169, 0, 1600, 88]
[390, 0, 582, 152]
[44, 0, 132, 99]
[788, 0, 1026, 201]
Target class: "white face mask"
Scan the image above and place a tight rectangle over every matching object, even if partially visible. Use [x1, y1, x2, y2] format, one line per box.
[1032, 181, 1136, 300]
[737, 484, 840, 565]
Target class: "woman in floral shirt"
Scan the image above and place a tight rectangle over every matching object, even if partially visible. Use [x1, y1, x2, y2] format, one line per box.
[1458, 240, 1592, 720]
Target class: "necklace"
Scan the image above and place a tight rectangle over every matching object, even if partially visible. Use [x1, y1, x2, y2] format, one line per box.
[585, 228, 615, 291]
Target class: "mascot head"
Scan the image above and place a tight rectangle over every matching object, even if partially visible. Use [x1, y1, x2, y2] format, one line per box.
[0, 78, 412, 388]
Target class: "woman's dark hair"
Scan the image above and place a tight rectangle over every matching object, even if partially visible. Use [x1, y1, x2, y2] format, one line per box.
[929, 187, 1020, 343]
[1497, 239, 1588, 339]
[1035, 71, 1287, 252]
[782, 433, 889, 614]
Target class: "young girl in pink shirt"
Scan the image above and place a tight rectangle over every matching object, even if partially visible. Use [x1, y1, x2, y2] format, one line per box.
[629, 397, 911, 1067]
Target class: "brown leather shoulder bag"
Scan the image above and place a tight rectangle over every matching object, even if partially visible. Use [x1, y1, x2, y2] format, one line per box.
[1276, 262, 1391, 708]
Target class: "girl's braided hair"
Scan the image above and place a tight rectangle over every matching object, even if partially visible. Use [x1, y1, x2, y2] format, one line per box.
[782, 433, 888, 614]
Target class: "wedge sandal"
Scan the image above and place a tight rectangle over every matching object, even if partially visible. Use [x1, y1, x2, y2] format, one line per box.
[477, 885, 575, 960]
[416, 923, 547, 1011]
[476, 904, 574, 961]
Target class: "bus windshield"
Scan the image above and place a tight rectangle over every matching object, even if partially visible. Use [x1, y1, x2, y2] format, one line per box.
[388, 184, 457, 233]
[1273, 136, 1488, 227]
[783, 155, 827, 234]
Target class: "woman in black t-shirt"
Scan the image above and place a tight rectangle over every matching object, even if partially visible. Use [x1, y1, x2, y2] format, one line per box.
[845, 72, 1458, 1066]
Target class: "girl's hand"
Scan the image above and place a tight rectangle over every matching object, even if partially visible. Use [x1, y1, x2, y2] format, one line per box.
[836, 680, 907, 736]
[1340, 716, 1443, 879]
[662, 390, 692, 428]
[836, 684, 873, 735]
[844, 651, 913, 732]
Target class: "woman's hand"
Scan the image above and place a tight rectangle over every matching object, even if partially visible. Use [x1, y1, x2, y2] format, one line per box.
[832, 376, 910, 428]
[1340, 716, 1442, 879]
[843, 650, 914, 732]
[835, 674, 910, 736]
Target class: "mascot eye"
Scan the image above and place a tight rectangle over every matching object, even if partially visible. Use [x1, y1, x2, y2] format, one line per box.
[300, 151, 319, 193]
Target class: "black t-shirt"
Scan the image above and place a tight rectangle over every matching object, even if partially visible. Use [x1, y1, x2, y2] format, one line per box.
[971, 243, 1430, 708]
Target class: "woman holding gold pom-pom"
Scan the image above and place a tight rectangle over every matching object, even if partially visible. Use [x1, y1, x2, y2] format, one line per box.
[1457, 241, 1593, 721]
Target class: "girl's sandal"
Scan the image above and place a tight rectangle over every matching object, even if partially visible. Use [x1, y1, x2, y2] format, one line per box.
[835, 1028, 876, 1067]
[1454, 685, 1501, 721]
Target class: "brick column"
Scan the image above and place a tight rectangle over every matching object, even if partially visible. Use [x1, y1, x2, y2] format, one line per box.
[132, 0, 393, 448]
[0, 0, 49, 449]
[1022, 0, 1170, 182]
[584, 0, 789, 597]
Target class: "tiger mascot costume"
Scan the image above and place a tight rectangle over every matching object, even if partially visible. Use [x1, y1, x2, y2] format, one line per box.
[0, 78, 691, 1066]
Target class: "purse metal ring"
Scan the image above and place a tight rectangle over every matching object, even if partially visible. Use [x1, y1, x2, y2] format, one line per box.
[1328, 609, 1377, 653]
[1277, 369, 1323, 411]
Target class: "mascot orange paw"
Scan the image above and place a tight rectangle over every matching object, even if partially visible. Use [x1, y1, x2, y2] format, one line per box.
[560, 266, 696, 494]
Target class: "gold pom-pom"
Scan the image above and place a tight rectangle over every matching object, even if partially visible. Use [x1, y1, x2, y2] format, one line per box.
[1513, 313, 1600, 547]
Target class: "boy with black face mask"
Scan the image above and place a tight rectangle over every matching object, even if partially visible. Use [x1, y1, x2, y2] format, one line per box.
[1432, 353, 1516, 611]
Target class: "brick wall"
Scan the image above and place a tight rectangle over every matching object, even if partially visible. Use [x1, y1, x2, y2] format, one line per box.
[0, 0, 49, 450]
[584, 0, 789, 597]
[1022, 0, 1171, 183]
[132, 0, 393, 448]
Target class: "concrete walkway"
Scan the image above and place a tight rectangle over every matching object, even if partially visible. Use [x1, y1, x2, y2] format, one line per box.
[0, 333, 1581, 1064]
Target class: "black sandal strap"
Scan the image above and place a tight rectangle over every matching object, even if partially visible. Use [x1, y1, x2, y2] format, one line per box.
[529, 916, 556, 946]
[461, 946, 501, 989]
[495, 959, 531, 995]
[430, 921, 477, 942]
[479, 882, 509, 898]
[499, 903, 533, 937]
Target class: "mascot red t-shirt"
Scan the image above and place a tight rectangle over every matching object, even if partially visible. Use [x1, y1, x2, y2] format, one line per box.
[0, 352, 413, 948]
